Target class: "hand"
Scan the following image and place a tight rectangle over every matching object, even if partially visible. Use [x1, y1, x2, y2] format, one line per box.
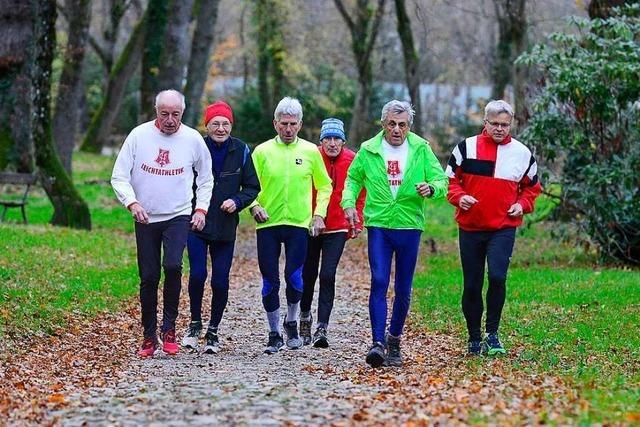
[415, 182, 434, 198]
[129, 202, 149, 224]
[348, 227, 362, 239]
[344, 207, 359, 230]
[459, 195, 478, 211]
[507, 202, 523, 217]
[220, 199, 237, 213]
[191, 210, 206, 231]
[309, 215, 326, 237]
[251, 205, 269, 223]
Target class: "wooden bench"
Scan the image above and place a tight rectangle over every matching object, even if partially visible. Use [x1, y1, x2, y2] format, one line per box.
[0, 172, 39, 224]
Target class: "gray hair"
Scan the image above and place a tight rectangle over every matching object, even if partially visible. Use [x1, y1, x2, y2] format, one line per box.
[381, 100, 415, 126]
[155, 89, 186, 111]
[274, 97, 303, 121]
[484, 100, 514, 119]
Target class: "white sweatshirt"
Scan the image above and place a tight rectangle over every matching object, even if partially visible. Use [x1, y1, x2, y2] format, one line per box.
[111, 121, 214, 223]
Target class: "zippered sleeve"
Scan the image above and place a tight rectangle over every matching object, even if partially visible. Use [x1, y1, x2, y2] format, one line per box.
[424, 143, 448, 200]
[341, 150, 365, 210]
[311, 149, 333, 217]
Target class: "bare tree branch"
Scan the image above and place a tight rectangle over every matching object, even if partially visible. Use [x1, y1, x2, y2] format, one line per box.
[333, 0, 356, 33]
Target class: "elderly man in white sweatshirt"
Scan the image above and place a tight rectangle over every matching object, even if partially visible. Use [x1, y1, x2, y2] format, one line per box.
[111, 89, 213, 358]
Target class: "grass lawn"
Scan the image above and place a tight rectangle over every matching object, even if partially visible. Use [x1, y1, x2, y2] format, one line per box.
[414, 198, 640, 422]
[0, 153, 138, 337]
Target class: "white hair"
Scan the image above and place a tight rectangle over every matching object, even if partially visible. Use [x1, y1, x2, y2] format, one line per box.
[381, 100, 415, 126]
[274, 97, 303, 121]
[155, 89, 186, 111]
[484, 100, 514, 119]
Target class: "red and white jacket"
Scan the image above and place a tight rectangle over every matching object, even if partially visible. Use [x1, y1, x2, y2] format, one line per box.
[312, 146, 365, 235]
[446, 130, 542, 231]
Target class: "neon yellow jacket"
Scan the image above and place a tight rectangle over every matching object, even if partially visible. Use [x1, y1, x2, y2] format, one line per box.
[251, 136, 332, 229]
[342, 131, 448, 230]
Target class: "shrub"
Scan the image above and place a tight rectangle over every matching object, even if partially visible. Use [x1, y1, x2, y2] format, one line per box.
[518, 5, 640, 265]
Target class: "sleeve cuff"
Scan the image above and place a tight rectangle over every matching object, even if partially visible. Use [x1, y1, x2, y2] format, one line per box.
[232, 197, 242, 210]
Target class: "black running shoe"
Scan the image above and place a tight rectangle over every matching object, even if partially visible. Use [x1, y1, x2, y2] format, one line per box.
[483, 332, 507, 356]
[300, 316, 312, 346]
[365, 342, 385, 368]
[283, 320, 303, 349]
[203, 328, 220, 354]
[467, 340, 482, 356]
[264, 331, 285, 354]
[312, 327, 329, 348]
[385, 334, 402, 367]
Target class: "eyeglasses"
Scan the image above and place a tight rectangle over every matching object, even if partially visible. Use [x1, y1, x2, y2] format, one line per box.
[486, 120, 511, 129]
[385, 121, 409, 130]
[209, 121, 231, 129]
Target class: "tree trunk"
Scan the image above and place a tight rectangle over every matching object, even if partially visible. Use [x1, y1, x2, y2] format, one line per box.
[490, 0, 527, 127]
[86, 0, 128, 80]
[139, 0, 170, 122]
[334, 0, 386, 145]
[255, 0, 272, 119]
[32, 0, 91, 229]
[394, 0, 422, 135]
[0, 1, 34, 172]
[240, 2, 249, 95]
[80, 8, 148, 153]
[157, 0, 196, 92]
[52, 0, 91, 175]
[183, 0, 221, 127]
[351, 70, 372, 147]
[253, 0, 289, 121]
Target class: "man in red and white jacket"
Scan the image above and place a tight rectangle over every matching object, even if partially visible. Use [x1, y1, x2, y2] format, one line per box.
[300, 118, 365, 348]
[446, 100, 541, 356]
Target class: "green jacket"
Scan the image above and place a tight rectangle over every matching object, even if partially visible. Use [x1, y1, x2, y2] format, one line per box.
[342, 131, 447, 230]
[251, 136, 332, 230]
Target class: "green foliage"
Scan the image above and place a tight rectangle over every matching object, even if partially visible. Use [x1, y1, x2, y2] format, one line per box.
[231, 67, 358, 145]
[414, 198, 640, 422]
[518, 6, 640, 264]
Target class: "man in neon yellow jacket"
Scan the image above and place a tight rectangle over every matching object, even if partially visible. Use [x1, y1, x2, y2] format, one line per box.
[250, 97, 333, 354]
[342, 100, 448, 368]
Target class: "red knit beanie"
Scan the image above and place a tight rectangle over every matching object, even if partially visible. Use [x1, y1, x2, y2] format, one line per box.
[203, 101, 234, 126]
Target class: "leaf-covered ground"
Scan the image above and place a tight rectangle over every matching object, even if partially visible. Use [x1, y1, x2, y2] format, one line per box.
[1, 225, 598, 426]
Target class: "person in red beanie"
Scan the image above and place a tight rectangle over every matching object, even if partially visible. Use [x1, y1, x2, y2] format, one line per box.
[181, 100, 260, 354]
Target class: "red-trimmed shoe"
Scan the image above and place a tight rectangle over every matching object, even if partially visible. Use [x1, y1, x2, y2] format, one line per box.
[138, 337, 158, 358]
[162, 329, 179, 355]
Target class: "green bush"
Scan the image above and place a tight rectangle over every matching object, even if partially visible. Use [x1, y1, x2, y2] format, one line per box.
[230, 66, 364, 146]
[518, 5, 640, 265]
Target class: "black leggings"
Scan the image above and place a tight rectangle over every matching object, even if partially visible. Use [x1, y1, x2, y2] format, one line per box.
[459, 227, 516, 341]
[135, 215, 190, 339]
[301, 232, 348, 326]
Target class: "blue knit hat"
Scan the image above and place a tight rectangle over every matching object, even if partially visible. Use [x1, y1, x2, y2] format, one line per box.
[319, 118, 346, 142]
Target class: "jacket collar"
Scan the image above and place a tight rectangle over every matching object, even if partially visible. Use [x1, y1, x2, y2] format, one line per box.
[480, 129, 512, 145]
[275, 135, 299, 146]
[205, 135, 239, 151]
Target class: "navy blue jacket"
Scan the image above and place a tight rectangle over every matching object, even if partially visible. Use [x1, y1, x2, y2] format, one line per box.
[192, 136, 260, 241]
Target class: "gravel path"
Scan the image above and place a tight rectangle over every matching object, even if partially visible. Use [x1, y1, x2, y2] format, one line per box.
[52, 229, 385, 426]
